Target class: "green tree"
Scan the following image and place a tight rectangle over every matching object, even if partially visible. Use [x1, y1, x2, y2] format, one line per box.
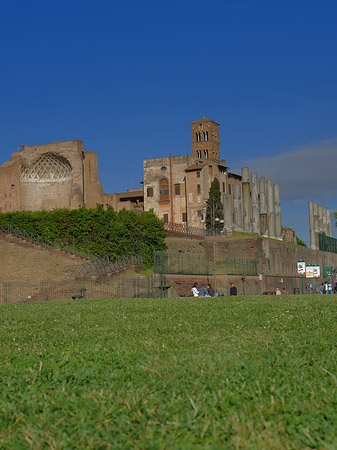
[296, 236, 307, 247]
[206, 177, 224, 230]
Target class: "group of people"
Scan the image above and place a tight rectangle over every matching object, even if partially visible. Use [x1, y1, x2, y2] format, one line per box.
[191, 282, 238, 297]
[318, 282, 337, 294]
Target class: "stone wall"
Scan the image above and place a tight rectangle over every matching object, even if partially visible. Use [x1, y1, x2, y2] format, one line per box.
[166, 233, 337, 295]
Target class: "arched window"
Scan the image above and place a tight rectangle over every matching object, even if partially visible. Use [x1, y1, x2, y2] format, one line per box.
[159, 178, 169, 201]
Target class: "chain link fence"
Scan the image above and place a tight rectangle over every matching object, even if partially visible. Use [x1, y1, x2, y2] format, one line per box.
[0, 274, 169, 304]
[154, 251, 258, 276]
[319, 233, 337, 254]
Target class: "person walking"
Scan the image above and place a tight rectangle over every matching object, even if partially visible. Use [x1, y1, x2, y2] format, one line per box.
[229, 282, 237, 296]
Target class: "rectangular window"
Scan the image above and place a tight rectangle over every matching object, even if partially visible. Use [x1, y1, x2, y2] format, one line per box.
[222, 182, 225, 192]
[174, 184, 180, 195]
[209, 165, 212, 175]
[163, 214, 169, 223]
[228, 184, 231, 195]
[197, 184, 201, 194]
[147, 187, 153, 197]
[182, 212, 187, 222]
[196, 171, 200, 178]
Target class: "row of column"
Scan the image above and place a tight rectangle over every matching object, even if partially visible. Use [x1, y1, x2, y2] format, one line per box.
[223, 167, 282, 239]
[308, 201, 331, 250]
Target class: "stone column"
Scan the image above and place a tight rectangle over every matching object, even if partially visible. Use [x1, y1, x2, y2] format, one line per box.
[318, 205, 323, 234]
[322, 208, 327, 236]
[259, 176, 268, 236]
[233, 184, 243, 231]
[223, 193, 233, 232]
[313, 203, 319, 236]
[241, 167, 251, 233]
[308, 201, 317, 249]
[274, 184, 282, 240]
[327, 209, 331, 237]
[251, 173, 260, 234]
[266, 179, 275, 238]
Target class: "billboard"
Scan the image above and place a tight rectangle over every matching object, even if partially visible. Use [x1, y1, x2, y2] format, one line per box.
[306, 265, 320, 278]
[297, 260, 306, 275]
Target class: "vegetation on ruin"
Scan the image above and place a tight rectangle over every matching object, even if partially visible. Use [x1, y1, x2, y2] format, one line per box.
[0, 205, 167, 265]
[1, 295, 337, 449]
[296, 236, 307, 247]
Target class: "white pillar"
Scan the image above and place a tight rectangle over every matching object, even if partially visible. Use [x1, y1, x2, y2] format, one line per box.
[274, 184, 282, 240]
[233, 184, 243, 231]
[266, 179, 275, 238]
[259, 176, 268, 236]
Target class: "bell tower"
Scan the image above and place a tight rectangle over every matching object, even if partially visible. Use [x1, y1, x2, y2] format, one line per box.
[191, 117, 220, 163]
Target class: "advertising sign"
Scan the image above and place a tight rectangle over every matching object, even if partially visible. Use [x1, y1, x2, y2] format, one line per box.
[306, 265, 314, 278]
[312, 266, 320, 278]
[297, 260, 306, 275]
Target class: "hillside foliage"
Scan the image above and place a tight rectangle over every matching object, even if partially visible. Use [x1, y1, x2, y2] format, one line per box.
[0, 205, 167, 265]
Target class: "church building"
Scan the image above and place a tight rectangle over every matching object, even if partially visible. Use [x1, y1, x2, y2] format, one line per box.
[143, 117, 241, 228]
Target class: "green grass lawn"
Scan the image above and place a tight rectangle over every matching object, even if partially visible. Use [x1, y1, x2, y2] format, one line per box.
[1, 296, 337, 449]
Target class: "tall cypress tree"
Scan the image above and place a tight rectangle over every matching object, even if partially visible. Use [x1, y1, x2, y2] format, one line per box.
[206, 177, 224, 230]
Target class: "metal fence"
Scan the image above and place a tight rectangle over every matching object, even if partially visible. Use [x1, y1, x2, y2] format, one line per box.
[164, 223, 225, 236]
[0, 274, 169, 304]
[154, 251, 258, 275]
[319, 233, 337, 254]
[68, 255, 143, 277]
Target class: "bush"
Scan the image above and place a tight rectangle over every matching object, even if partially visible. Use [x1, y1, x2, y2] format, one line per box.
[0, 206, 167, 265]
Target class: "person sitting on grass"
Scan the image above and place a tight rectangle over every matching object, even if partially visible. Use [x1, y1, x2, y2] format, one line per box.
[207, 283, 215, 297]
[191, 282, 199, 297]
[198, 285, 209, 297]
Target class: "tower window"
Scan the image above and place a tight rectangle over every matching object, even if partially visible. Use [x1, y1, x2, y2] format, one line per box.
[147, 187, 153, 197]
[159, 178, 169, 201]
[204, 150, 208, 159]
[197, 184, 201, 194]
[197, 150, 202, 158]
[196, 171, 200, 178]
[203, 132, 208, 141]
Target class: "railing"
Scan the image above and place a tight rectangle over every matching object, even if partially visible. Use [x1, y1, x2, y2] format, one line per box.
[0, 273, 166, 304]
[1, 224, 101, 261]
[68, 255, 143, 277]
[164, 223, 225, 237]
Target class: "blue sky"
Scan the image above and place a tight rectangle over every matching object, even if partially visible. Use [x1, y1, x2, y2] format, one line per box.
[1, 0, 336, 243]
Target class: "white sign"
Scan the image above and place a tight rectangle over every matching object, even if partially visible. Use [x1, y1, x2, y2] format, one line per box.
[313, 266, 320, 278]
[306, 266, 314, 278]
[297, 261, 306, 275]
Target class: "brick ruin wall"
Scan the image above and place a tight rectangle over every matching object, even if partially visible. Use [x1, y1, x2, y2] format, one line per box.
[165, 234, 337, 296]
